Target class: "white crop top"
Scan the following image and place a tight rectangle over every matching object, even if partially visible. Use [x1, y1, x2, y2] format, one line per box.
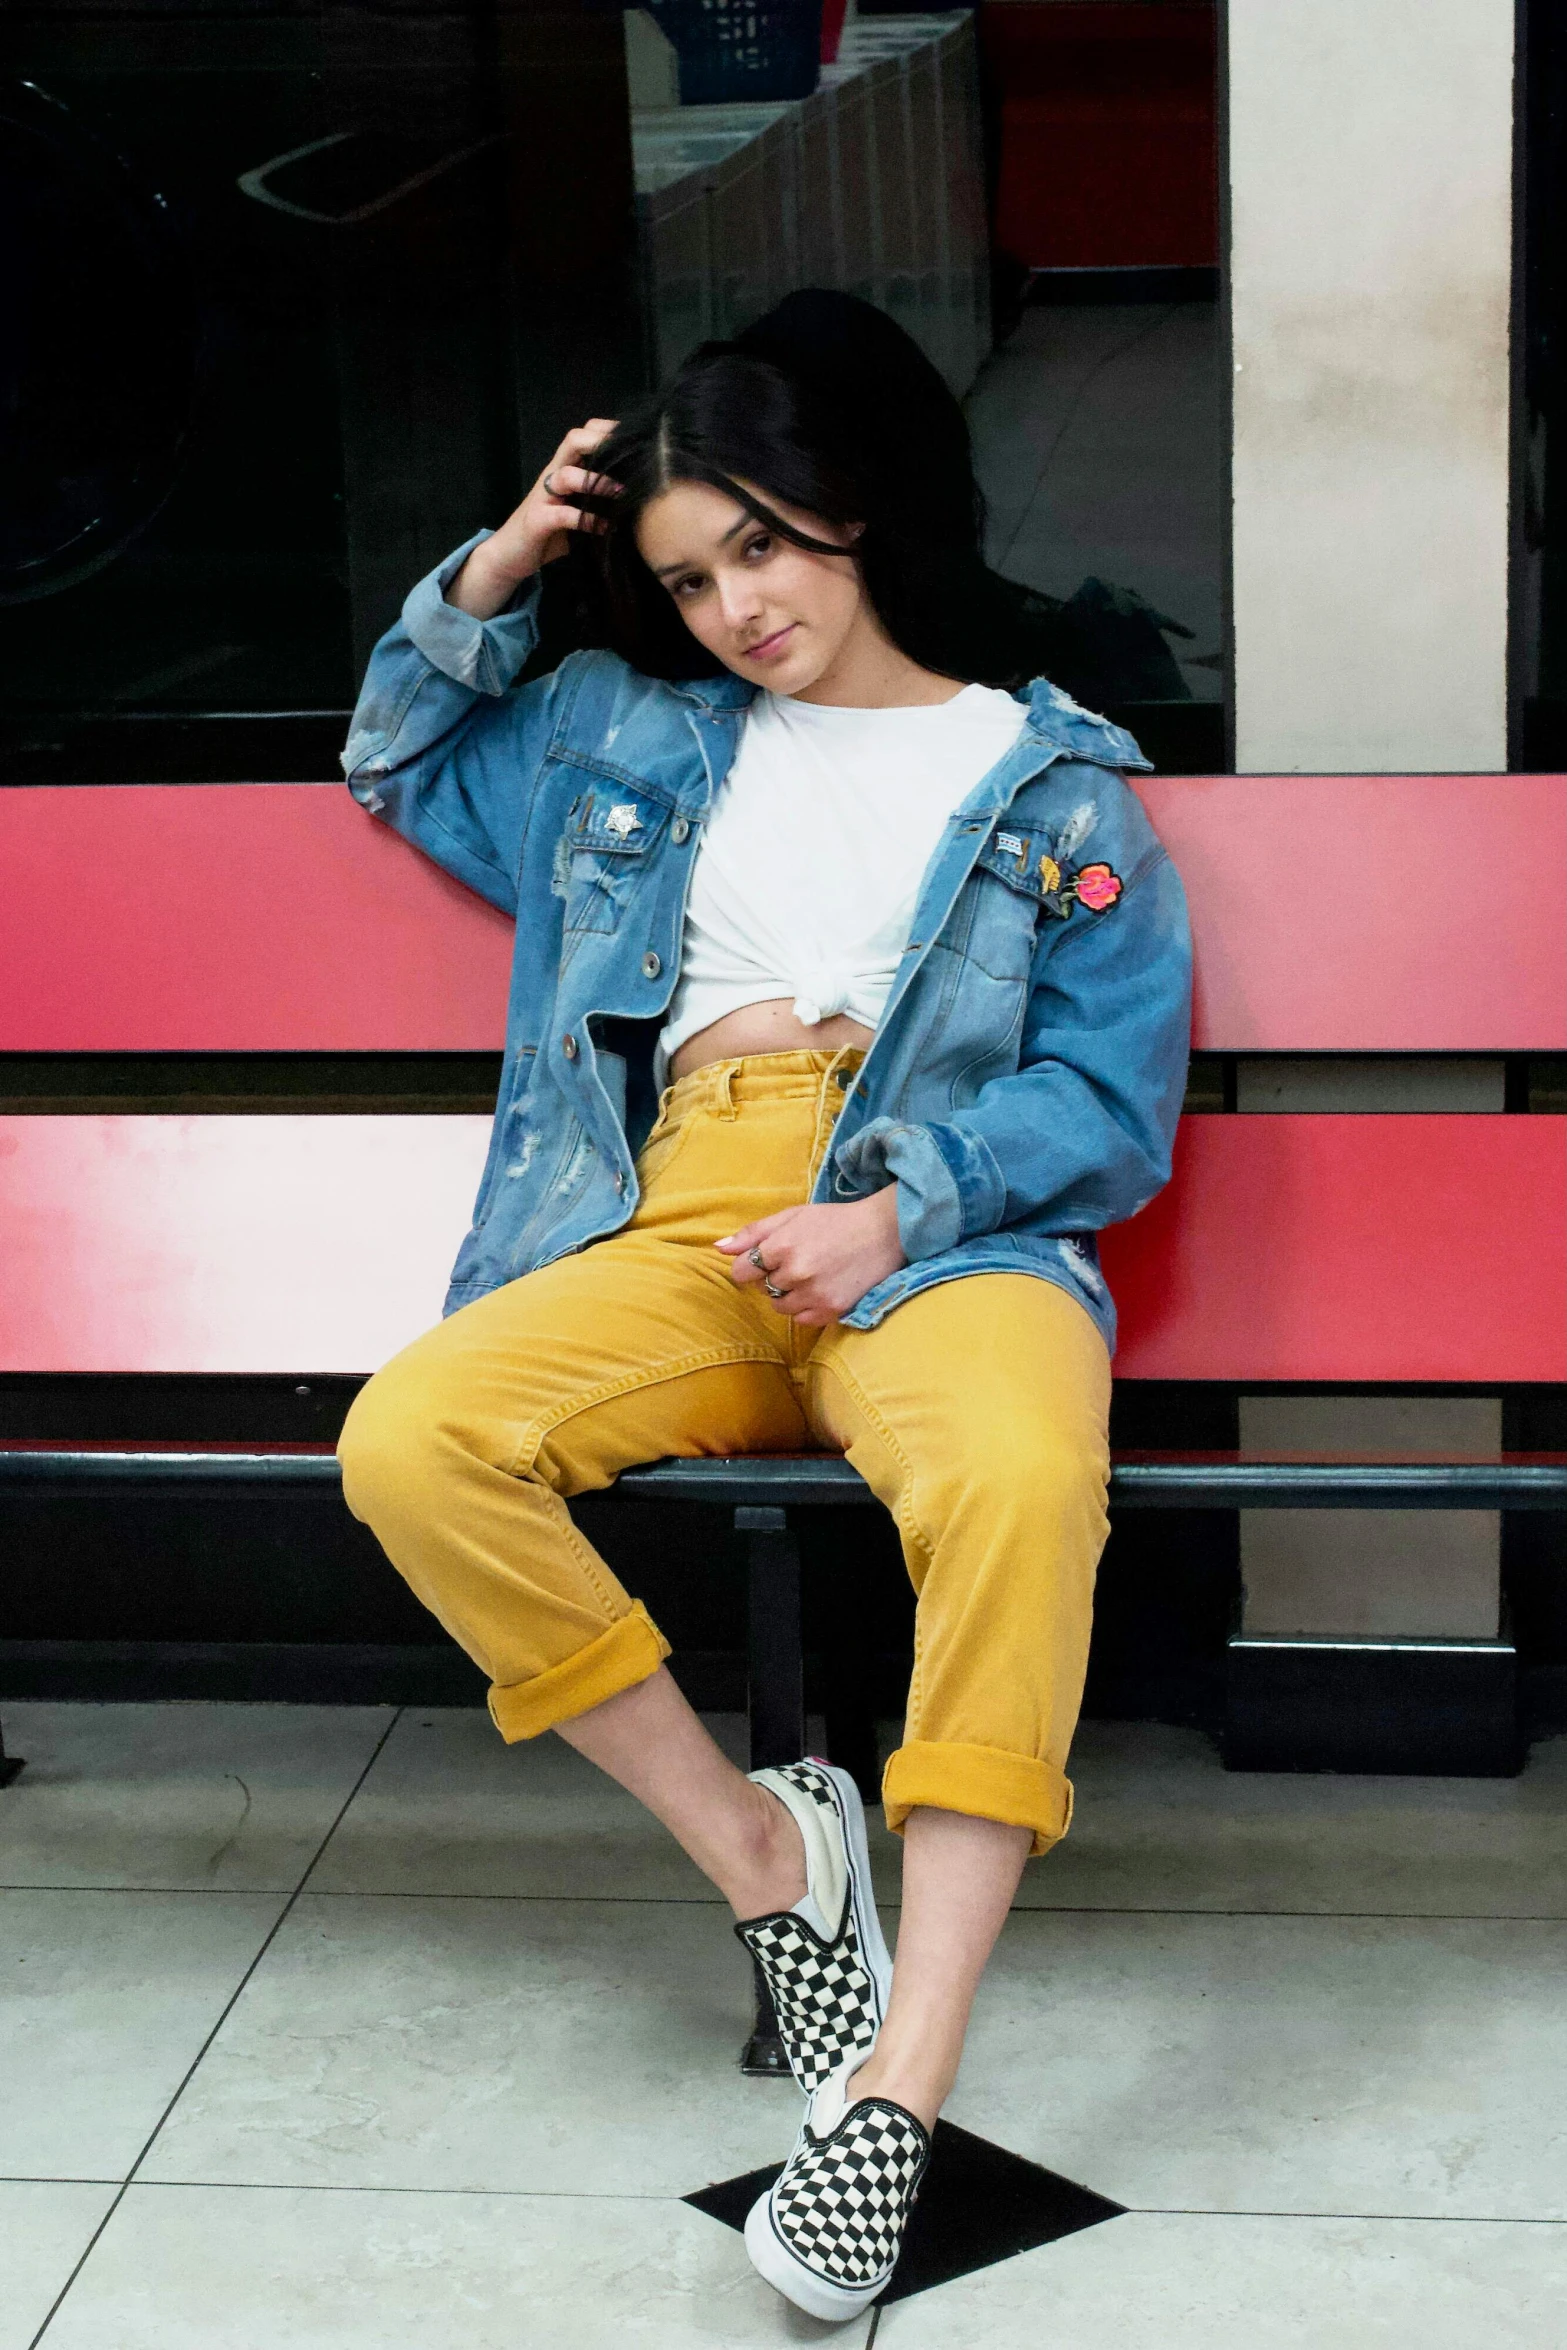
[658, 685, 1027, 1079]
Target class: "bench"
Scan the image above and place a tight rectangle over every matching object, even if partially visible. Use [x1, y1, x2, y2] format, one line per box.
[3, 773, 1565, 1814]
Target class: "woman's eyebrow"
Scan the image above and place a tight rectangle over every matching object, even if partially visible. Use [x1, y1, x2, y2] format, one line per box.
[650, 516, 752, 580]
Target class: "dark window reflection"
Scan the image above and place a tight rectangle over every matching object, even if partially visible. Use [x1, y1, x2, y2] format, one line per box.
[972, 0, 1224, 774]
[1, 1, 644, 780]
[2, 2, 1226, 781]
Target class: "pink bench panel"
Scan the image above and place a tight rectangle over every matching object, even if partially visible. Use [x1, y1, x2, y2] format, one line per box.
[4, 775, 1564, 1054]
[2, 1113, 1561, 1381]
[0, 785, 513, 1052]
[0, 1116, 492, 1373]
[1134, 773, 1567, 1052]
[1106, 1113, 1567, 1382]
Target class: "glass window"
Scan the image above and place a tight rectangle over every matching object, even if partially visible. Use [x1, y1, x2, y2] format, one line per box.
[1, 1, 646, 780]
[3, 2, 1226, 779]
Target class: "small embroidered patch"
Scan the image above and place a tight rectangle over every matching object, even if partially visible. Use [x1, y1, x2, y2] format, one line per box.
[605, 802, 643, 839]
[1038, 853, 1062, 894]
[1070, 862, 1122, 912]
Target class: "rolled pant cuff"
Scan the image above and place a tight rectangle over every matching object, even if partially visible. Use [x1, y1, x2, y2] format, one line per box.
[487, 1601, 671, 1742]
[882, 1739, 1074, 1858]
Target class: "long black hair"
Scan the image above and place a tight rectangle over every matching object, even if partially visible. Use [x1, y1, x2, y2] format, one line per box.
[560, 290, 1045, 688]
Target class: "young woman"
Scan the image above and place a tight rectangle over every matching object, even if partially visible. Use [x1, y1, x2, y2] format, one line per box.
[338, 292, 1191, 2323]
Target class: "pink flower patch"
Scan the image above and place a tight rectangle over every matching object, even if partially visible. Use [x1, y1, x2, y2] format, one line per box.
[1073, 862, 1122, 912]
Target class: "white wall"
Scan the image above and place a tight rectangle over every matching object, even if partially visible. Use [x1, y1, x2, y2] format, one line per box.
[1228, 0, 1515, 773]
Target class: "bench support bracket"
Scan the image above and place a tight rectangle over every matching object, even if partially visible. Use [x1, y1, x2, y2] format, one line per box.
[0, 1718, 23, 1788]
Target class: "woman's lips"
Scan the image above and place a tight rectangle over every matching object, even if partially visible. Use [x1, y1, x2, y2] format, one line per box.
[741, 623, 796, 662]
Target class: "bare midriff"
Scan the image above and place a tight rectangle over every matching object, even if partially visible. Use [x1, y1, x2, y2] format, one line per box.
[668, 998, 874, 1083]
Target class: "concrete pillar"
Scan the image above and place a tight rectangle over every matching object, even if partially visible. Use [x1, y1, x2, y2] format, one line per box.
[1225, 1, 1516, 1649]
[1228, 0, 1515, 774]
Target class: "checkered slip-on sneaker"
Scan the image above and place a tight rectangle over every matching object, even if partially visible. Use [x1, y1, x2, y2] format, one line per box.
[735, 1758, 893, 2094]
[745, 2059, 930, 2320]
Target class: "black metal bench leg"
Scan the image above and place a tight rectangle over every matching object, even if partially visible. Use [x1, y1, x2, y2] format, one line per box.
[816, 1509, 884, 1804]
[0, 1718, 23, 1788]
[737, 1505, 804, 2078]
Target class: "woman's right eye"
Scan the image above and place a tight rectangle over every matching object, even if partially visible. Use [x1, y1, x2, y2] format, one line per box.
[671, 573, 706, 599]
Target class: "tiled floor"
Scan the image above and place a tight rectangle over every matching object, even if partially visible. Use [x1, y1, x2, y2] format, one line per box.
[3, 1702, 1565, 2346]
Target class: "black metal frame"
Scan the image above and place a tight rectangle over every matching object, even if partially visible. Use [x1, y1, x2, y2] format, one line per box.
[4, 1444, 1564, 1509]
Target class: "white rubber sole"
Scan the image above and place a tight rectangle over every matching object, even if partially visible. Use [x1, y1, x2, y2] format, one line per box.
[744, 2185, 887, 2323]
[809, 1756, 894, 2040]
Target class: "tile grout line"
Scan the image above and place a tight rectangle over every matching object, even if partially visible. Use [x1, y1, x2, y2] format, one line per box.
[8, 2170, 1565, 2226]
[24, 1707, 405, 2350]
[12, 1882, 1561, 1927]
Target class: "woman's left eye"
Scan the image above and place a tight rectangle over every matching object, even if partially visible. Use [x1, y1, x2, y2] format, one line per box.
[743, 533, 773, 561]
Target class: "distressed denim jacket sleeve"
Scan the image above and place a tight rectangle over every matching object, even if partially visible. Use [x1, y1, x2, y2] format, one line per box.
[840, 833, 1192, 1260]
[339, 531, 557, 915]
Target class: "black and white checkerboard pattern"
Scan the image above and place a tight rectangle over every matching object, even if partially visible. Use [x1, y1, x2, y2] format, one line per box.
[736, 1764, 880, 2092]
[771, 2097, 930, 2289]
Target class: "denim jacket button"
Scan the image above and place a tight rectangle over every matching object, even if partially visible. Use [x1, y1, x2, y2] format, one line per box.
[562, 1032, 578, 1060]
[641, 950, 662, 980]
[671, 817, 691, 845]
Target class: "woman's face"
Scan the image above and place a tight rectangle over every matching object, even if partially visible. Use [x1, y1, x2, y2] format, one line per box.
[635, 478, 868, 696]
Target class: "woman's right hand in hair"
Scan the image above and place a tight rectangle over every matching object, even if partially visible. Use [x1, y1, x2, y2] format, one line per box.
[446, 420, 621, 619]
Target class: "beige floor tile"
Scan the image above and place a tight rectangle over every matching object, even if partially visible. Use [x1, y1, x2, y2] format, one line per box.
[142, 1894, 805, 2196]
[308, 1706, 728, 1900]
[39, 2182, 866, 2349]
[0, 2181, 118, 2350]
[0, 1704, 395, 1893]
[878, 2210, 1567, 2348]
[1025, 1721, 1567, 1917]
[0, 1889, 285, 2179]
[947, 1908, 1567, 2221]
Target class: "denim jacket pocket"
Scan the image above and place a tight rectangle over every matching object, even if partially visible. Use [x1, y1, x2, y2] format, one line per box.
[558, 789, 668, 936]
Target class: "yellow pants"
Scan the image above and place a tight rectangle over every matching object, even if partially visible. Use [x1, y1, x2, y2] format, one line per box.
[339, 1049, 1111, 1855]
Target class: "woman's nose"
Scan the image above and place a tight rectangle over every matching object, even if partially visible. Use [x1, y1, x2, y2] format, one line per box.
[716, 571, 764, 630]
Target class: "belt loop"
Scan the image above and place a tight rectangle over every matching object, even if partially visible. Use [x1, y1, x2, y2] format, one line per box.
[719, 1062, 738, 1119]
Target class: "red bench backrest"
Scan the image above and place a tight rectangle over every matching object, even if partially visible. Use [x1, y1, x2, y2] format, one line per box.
[0, 785, 511, 1053]
[3, 776, 1564, 1052]
[1, 1112, 1561, 1381]
[2, 774, 1562, 1384]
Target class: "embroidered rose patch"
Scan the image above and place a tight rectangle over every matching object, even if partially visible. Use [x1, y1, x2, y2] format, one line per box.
[1071, 862, 1122, 911]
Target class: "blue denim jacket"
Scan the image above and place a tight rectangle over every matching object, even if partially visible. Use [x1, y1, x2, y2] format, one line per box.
[343, 534, 1192, 1351]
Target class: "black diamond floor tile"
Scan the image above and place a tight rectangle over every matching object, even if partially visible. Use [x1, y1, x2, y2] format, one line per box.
[685, 2118, 1125, 2304]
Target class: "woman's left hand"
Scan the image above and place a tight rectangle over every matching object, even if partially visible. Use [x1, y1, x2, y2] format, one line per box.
[717, 1191, 907, 1327]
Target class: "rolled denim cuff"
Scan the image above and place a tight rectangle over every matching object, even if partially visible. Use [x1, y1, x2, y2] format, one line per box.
[835, 1116, 1007, 1259]
[487, 1601, 671, 1742]
[882, 1739, 1074, 1858]
[402, 531, 542, 695]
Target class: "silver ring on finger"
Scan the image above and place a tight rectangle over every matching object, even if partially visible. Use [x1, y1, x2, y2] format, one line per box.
[542, 470, 558, 496]
[764, 1279, 786, 1301]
